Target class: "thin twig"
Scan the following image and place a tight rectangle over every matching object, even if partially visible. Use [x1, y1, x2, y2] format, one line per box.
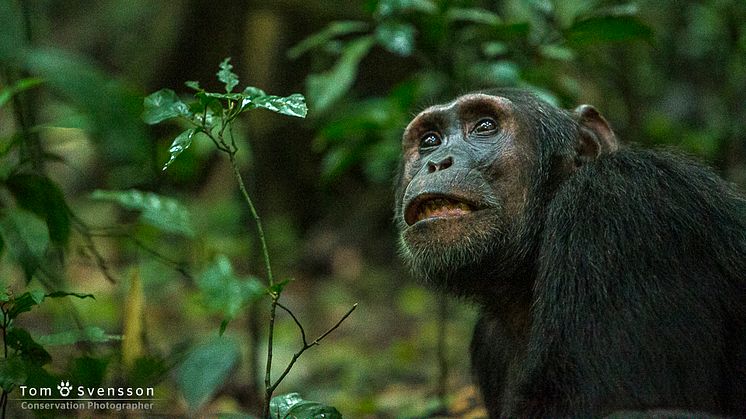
[267, 303, 358, 394]
[276, 302, 308, 346]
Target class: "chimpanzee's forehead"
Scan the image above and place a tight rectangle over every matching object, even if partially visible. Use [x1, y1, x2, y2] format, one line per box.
[405, 93, 516, 135]
[422, 93, 514, 116]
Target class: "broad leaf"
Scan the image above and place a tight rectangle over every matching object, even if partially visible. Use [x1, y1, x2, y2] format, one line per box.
[198, 255, 265, 324]
[0, 209, 49, 282]
[6, 290, 46, 319]
[203, 91, 245, 101]
[375, 0, 437, 18]
[142, 89, 191, 124]
[6, 328, 52, 365]
[163, 128, 197, 170]
[539, 45, 576, 61]
[269, 393, 342, 419]
[4, 290, 90, 322]
[307, 36, 375, 113]
[217, 58, 239, 93]
[6, 173, 71, 245]
[91, 189, 194, 237]
[468, 61, 520, 86]
[375, 22, 416, 56]
[178, 337, 240, 413]
[0, 355, 27, 392]
[241, 88, 308, 118]
[446, 7, 501, 25]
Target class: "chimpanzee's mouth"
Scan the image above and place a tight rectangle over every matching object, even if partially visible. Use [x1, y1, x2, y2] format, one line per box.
[404, 194, 477, 226]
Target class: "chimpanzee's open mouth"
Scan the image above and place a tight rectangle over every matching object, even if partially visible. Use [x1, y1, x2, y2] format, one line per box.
[405, 194, 477, 226]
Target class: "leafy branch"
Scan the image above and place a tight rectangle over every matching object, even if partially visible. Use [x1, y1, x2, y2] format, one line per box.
[143, 58, 354, 418]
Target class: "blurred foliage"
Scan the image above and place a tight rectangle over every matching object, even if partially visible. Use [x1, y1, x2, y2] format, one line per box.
[296, 0, 652, 183]
[0, 0, 743, 417]
[296, 0, 745, 187]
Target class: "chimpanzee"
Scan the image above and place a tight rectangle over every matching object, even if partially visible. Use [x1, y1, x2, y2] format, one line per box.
[394, 90, 746, 417]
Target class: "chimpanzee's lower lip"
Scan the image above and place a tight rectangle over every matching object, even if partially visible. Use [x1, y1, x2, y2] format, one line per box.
[404, 194, 477, 226]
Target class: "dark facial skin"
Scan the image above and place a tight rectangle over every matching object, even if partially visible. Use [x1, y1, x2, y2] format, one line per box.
[395, 94, 535, 285]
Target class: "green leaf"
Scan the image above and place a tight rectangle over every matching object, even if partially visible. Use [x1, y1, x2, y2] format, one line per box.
[217, 58, 239, 93]
[185, 80, 201, 91]
[539, 44, 576, 61]
[270, 393, 303, 417]
[178, 337, 240, 413]
[5, 173, 71, 245]
[198, 255, 265, 323]
[269, 393, 342, 419]
[288, 21, 370, 60]
[7, 290, 46, 319]
[241, 88, 308, 118]
[91, 189, 194, 237]
[37, 326, 121, 346]
[482, 41, 508, 57]
[0, 355, 27, 392]
[446, 7, 501, 26]
[142, 89, 191, 124]
[268, 279, 292, 296]
[375, 21, 416, 56]
[0, 209, 49, 282]
[0, 77, 43, 109]
[163, 128, 197, 170]
[307, 36, 376, 113]
[468, 61, 520, 86]
[567, 16, 653, 45]
[375, 0, 438, 18]
[6, 328, 52, 365]
[46, 291, 95, 300]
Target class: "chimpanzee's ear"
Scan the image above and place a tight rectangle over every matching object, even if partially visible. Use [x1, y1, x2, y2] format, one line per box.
[573, 105, 619, 163]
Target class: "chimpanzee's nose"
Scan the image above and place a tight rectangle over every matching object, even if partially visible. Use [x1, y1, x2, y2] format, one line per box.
[427, 156, 453, 173]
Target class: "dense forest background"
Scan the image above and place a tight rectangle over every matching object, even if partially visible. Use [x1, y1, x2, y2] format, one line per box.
[1, 0, 745, 417]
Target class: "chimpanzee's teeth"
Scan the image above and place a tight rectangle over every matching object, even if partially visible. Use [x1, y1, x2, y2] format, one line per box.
[416, 198, 473, 222]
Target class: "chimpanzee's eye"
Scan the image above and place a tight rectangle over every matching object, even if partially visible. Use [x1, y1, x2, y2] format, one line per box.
[472, 118, 498, 135]
[420, 132, 441, 148]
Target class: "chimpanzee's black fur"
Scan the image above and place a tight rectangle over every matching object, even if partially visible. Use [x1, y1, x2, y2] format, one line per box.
[396, 90, 746, 417]
[473, 148, 746, 416]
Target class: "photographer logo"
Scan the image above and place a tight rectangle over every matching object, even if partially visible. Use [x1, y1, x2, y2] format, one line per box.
[17, 381, 155, 413]
[57, 381, 72, 397]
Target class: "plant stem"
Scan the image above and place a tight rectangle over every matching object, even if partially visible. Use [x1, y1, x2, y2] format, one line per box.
[222, 142, 277, 417]
[263, 295, 279, 418]
[226, 149, 274, 286]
